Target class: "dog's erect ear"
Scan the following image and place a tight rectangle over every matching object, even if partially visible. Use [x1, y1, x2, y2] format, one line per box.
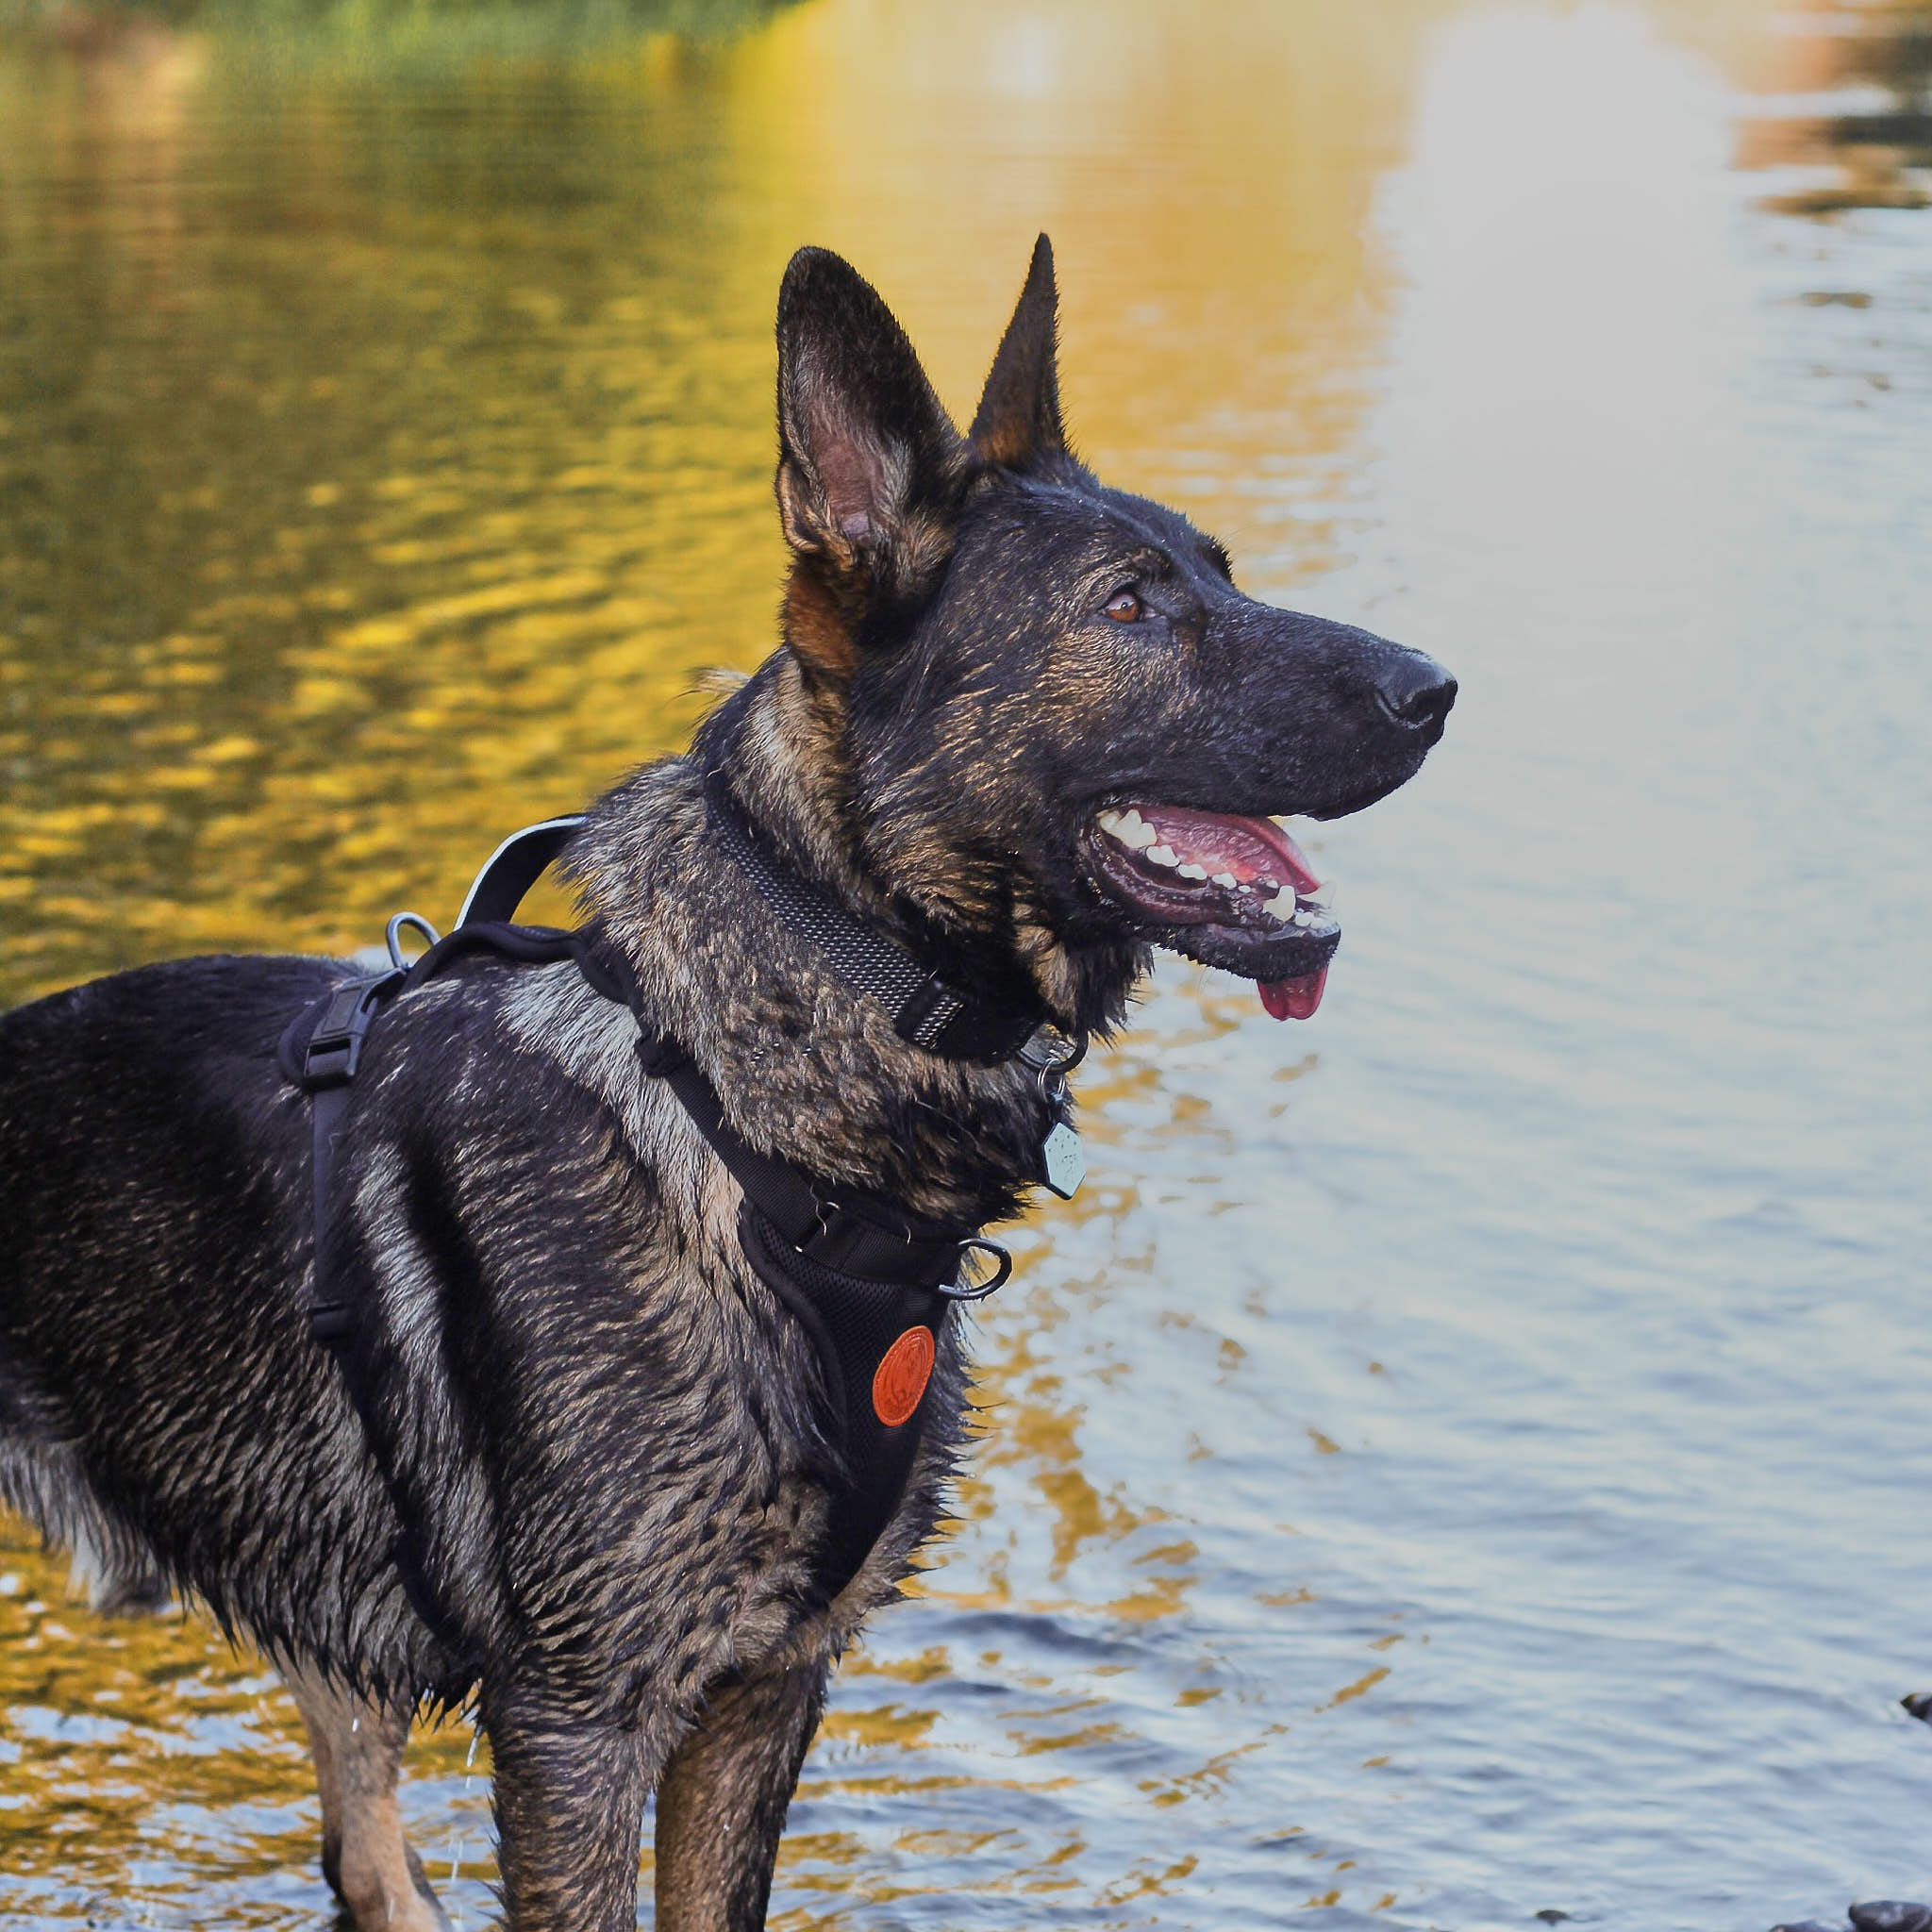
[970, 233, 1067, 470]
[775, 247, 967, 681]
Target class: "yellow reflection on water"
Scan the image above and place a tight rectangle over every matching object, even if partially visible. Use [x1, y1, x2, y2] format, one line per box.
[0, 0, 1470, 1003]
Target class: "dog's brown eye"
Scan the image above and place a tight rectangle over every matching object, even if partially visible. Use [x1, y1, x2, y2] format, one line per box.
[1104, 589, 1143, 623]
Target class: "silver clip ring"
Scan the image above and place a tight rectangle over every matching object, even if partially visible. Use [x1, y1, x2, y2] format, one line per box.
[1022, 1027, 1089, 1105]
[939, 1237, 1013, 1302]
[386, 911, 442, 970]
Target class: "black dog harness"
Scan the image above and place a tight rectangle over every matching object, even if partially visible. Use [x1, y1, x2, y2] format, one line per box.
[279, 784, 1086, 1616]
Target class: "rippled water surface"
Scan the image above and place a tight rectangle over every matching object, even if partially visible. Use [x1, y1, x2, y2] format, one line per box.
[4, 2, 1931, 1926]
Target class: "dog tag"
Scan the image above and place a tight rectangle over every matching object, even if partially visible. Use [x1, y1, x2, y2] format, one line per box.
[1041, 1121, 1085, 1200]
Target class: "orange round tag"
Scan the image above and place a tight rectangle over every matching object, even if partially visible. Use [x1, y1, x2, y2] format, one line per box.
[872, 1325, 936, 1428]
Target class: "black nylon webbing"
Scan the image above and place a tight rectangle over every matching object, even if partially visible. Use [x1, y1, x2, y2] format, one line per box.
[702, 767, 1043, 1063]
[576, 937, 970, 1287]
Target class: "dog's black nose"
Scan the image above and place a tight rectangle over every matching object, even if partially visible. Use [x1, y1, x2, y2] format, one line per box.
[1372, 652, 1457, 733]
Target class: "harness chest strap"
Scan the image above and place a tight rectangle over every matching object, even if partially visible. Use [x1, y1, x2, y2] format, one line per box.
[573, 936, 1005, 1588]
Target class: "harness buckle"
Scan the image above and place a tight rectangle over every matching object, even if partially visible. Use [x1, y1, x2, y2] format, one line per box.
[301, 970, 405, 1091]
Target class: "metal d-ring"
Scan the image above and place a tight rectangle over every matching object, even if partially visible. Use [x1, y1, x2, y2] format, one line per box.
[1052, 1028, 1089, 1083]
[1021, 1026, 1089, 1106]
[939, 1237, 1013, 1303]
[386, 911, 442, 970]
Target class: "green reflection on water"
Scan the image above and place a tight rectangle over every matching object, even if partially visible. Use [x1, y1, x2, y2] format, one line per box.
[1, 0, 791, 73]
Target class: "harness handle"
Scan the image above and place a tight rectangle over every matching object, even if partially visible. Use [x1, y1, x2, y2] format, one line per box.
[455, 816, 585, 928]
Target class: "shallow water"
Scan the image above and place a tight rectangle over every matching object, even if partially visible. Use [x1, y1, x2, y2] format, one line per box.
[2, 2, 1930, 1927]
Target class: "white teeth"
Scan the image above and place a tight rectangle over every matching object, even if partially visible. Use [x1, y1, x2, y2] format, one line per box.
[1098, 812, 1336, 930]
[1098, 808, 1159, 852]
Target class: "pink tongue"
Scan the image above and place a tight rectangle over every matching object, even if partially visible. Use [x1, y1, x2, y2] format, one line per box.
[1258, 966, 1328, 1023]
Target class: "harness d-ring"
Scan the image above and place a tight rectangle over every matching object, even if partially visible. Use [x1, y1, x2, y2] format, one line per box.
[386, 911, 442, 970]
[939, 1237, 1012, 1303]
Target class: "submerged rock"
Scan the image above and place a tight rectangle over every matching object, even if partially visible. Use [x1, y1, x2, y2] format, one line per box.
[1769, 1903, 1932, 1932]
[1849, 1905, 1932, 1932]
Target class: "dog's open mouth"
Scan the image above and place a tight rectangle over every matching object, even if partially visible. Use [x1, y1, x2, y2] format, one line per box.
[1085, 804, 1341, 1021]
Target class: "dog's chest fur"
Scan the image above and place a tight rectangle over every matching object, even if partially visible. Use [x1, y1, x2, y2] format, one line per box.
[327, 868, 995, 1712]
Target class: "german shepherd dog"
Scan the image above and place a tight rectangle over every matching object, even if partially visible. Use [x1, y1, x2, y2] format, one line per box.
[0, 238, 1453, 1930]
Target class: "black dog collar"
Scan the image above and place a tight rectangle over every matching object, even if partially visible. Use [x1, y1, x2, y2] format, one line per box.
[700, 747, 1086, 1198]
[455, 783, 1056, 1069]
[703, 765, 1046, 1064]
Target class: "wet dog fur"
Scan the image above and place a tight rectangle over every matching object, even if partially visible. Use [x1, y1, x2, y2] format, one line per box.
[0, 237, 1452, 1931]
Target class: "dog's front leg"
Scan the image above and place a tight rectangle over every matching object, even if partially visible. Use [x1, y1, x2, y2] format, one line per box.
[652, 1664, 829, 1932]
[485, 1685, 658, 1931]
[287, 1667, 451, 1932]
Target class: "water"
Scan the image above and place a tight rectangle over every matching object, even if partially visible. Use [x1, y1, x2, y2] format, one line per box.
[2, 3, 1929, 1927]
